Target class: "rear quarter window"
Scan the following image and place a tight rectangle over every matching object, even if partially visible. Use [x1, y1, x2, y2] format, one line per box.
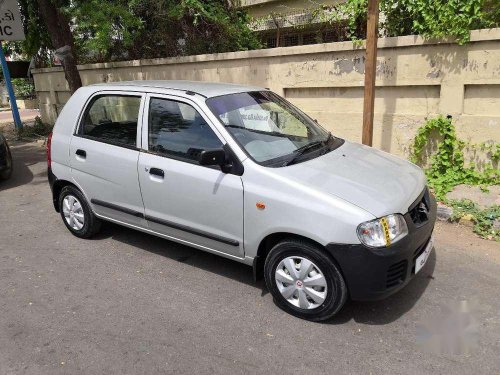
[79, 95, 141, 147]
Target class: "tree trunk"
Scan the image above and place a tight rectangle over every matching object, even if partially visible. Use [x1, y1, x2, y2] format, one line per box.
[36, 0, 82, 93]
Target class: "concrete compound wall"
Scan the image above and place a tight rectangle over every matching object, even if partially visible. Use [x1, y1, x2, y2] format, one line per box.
[31, 28, 500, 159]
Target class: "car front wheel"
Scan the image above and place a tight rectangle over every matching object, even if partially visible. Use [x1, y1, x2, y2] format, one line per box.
[264, 239, 348, 321]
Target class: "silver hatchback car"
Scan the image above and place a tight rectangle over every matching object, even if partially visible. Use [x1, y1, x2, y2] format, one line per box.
[48, 81, 436, 321]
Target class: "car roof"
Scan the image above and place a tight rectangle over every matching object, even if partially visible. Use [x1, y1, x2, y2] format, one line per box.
[90, 80, 265, 98]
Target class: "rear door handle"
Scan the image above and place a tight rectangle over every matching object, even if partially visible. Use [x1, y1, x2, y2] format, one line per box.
[149, 167, 164, 178]
[76, 149, 86, 158]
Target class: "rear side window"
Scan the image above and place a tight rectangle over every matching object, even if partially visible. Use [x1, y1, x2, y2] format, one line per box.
[148, 98, 222, 163]
[80, 95, 141, 147]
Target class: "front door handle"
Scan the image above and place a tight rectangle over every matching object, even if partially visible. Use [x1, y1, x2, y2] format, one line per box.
[76, 149, 86, 158]
[149, 167, 164, 178]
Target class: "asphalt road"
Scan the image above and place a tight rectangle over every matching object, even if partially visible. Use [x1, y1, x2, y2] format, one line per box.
[1, 141, 499, 375]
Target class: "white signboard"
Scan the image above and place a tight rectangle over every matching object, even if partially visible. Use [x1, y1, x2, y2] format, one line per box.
[0, 0, 25, 41]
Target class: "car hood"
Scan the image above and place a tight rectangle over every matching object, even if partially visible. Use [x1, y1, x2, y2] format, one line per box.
[274, 141, 426, 218]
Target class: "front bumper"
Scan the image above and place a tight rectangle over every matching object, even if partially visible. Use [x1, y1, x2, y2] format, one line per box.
[326, 189, 437, 301]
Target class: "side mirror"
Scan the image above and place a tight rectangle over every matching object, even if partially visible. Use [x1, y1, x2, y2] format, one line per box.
[199, 149, 226, 167]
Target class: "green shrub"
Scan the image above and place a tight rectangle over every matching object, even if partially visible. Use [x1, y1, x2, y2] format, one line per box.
[449, 199, 500, 241]
[410, 115, 499, 201]
[11, 78, 36, 100]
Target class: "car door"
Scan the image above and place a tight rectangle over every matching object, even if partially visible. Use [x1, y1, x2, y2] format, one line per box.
[138, 94, 244, 258]
[70, 92, 147, 227]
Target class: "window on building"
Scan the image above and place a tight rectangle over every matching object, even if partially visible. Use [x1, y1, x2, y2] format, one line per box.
[322, 23, 349, 43]
[282, 34, 299, 47]
[302, 33, 318, 45]
[322, 30, 336, 43]
[266, 36, 277, 48]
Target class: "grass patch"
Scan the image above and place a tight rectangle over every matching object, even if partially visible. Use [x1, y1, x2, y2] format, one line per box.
[449, 199, 500, 241]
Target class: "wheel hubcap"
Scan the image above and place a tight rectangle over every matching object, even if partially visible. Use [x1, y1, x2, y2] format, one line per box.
[275, 256, 327, 310]
[62, 195, 85, 230]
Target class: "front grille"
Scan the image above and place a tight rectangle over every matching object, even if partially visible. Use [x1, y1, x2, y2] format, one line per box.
[409, 188, 431, 226]
[386, 260, 408, 288]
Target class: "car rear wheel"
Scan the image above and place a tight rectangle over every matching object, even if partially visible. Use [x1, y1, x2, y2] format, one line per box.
[59, 185, 101, 238]
[264, 239, 348, 321]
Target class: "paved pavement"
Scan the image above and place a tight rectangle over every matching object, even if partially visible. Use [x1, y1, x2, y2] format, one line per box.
[0, 141, 499, 375]
[0, 109, 40, 124]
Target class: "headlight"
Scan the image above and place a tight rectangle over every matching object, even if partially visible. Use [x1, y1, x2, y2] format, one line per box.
[357, 214, 408, 248]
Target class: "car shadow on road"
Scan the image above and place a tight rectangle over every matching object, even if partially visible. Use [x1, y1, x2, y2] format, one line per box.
[96, 221, 436, 325]
[0, 141, 46, 192]
[96, 222, 258, 287]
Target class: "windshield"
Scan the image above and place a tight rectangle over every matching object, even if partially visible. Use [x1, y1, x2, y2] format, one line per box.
[206, 91, 337, 167]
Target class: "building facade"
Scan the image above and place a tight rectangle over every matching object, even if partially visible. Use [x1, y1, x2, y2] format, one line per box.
[241, 0, 347, 48]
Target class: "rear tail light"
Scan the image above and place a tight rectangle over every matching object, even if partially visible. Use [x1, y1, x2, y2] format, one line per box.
[46, 132, 53, 169]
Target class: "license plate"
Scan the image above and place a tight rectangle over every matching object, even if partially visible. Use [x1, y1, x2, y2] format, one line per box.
[415, 235, 433, 274]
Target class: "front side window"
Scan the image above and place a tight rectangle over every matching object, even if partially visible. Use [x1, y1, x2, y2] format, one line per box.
[80, 95, 141, 147]
[148, 98, 222, 163]
[206, 91, 339, 167]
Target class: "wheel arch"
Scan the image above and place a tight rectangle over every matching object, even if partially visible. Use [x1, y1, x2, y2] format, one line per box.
[252, 232, 343, 282]
[51, 179, 79, 212]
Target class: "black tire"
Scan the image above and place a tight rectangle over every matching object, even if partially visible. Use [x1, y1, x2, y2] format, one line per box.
[0, 145, 12, 181]
[58, 185, 101, 238]
[264, 239, 348, 321]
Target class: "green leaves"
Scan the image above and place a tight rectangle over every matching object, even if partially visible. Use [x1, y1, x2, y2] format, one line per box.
[19, 0, 497, 64]
[304, 0, 496, 44]
[410, 116, 500, 201]
[18, 0, 261, 65]
[383, 0, 491, 44]
[164, 0, 261, 55]
[68, 0, 144, 62]
[449, 199, 500, 241]
[11, 79, 36, 100]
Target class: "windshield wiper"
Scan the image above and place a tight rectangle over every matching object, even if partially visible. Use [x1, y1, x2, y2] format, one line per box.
[225, 124, 246, 130]
[284, 143, 322, 166]
[284, 133, 333, 166]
